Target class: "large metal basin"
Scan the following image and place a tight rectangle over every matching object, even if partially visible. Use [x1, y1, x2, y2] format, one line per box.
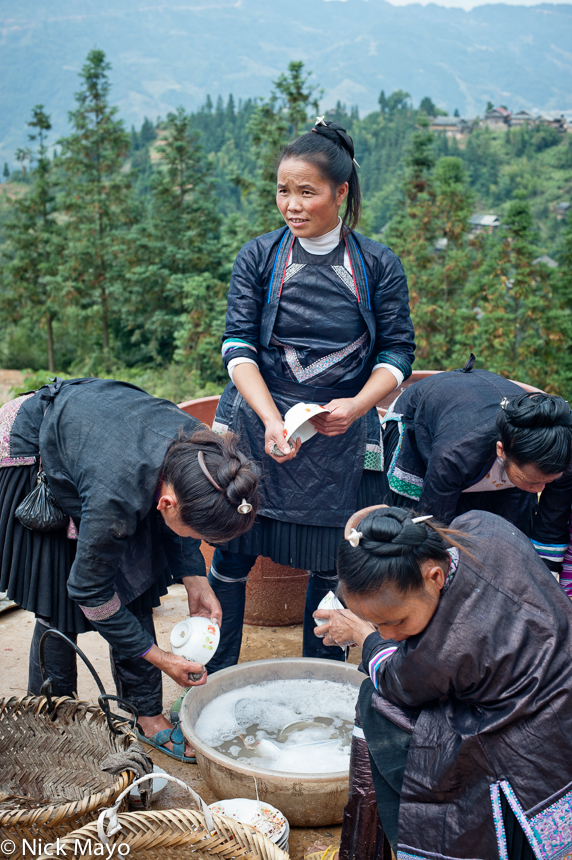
[180, 658, 363, 826]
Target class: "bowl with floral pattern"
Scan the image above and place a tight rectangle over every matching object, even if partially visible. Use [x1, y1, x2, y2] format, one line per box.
[170, 617, 220, 665]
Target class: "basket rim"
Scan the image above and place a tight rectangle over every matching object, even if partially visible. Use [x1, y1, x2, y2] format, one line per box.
[0, 694, 134, 827]
[36, 807, 290, 860]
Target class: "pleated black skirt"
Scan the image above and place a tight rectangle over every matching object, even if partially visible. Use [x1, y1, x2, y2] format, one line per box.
[221, 468, 390, 571]
[0, 463, 168, 634]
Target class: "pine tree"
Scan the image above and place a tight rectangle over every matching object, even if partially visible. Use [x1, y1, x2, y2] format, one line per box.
[459, 194, 568, 390]
[124, 106, 222, 366]
[2, 163, 9, 181]
[56, 49, 133, 361]
[385, 130, 478, 368]
[244, 61, 321, 234]
[2, 106, 61, 370]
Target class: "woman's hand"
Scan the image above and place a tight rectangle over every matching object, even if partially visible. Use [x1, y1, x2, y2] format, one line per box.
[265, 418, 302, 463]
[182, 576, 222, 626]
[310, 398, 363, 437]
[313, 608, 377, 649]
[143, 644, 208, 687]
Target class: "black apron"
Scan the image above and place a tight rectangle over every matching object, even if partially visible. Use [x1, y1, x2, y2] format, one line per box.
[216, 234, 381, 529]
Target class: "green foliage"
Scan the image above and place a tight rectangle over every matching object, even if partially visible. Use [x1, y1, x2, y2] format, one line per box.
[55, 49, 134, 361]
[1, 106, 61, 370]
[123, 106, 223, 364]
[1, 50, 571, 404]
[241, 60, 321, 235]
[456, 196, 570, 393]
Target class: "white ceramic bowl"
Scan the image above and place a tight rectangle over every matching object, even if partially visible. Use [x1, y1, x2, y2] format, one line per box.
[283, 402, 330, 445]
[129, 765, 168, 806]
[170, 616, 220, 664]
[208, 798, 288, 843]
[314, 590, 344, 626]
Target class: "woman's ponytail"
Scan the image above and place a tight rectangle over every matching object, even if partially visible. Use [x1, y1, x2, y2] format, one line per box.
[279, 120, 362, 235]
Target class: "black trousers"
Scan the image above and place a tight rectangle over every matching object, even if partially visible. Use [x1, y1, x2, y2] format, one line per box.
[359, 680, 535, 859]
[28, 614, 163, 718]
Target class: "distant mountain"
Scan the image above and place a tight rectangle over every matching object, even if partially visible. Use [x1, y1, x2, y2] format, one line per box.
[1, 0, 571, 163]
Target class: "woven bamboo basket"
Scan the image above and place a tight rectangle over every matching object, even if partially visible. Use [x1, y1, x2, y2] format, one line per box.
[0, 695, 137, 856]
[37, 808, 290, 860]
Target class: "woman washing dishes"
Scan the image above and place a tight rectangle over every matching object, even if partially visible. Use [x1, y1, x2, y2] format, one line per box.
[315, 504, 572, 859]
[207, 118, 415, 671]
[382, 361, 572, 538]
[0, 377, 258, 762]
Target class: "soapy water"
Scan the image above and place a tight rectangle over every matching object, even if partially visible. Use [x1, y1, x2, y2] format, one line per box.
[194, 679, 357, 773]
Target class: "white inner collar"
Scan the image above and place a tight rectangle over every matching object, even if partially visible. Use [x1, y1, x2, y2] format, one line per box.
[297, 217, 343, 255]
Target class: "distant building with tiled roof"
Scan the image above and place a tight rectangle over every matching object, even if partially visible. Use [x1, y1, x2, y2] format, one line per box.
[510, 110, 537, 128]
[430, 116, 472, 137]
[484, 107, 511, 129]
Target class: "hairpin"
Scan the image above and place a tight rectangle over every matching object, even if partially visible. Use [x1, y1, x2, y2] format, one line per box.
[347, 528, 363, 547]
[237, 499, 253, 515]
[411, 515, 433, 524]
[197, 451, 224, 493]
[314, 116, 359, 167]
[500, 397, 510, 409]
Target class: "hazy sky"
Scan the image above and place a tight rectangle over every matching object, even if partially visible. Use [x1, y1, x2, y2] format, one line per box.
[325, 0, 571, 9]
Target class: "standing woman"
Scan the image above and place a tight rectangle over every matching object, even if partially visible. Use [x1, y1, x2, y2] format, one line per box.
[0, 377, 258, 761]
[208, 119, 415, 670]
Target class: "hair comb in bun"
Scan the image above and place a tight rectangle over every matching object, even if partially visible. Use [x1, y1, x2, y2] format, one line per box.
[347, 527, 363, 547]
[313, 116, 360, 168]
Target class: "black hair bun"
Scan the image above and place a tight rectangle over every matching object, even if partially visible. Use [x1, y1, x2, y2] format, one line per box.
[502, 393, 572, 430]
[312, 121, 355, 161]
[360, 507, 431, 557]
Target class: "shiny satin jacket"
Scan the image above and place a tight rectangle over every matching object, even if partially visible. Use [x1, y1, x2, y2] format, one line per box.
[10, 379, 206, 658]
[218, 227, 415, 527]
[362, 511, 572, 860]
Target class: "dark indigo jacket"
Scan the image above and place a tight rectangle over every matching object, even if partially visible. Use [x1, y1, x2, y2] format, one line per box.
[222, 227, 415, 381]
[361, 511, 572, 859]
[385, 367, 539, 530]
[11, 379, 206, 658]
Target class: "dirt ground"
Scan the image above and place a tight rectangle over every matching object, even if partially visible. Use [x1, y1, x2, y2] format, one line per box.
[0, 586, 362, 859]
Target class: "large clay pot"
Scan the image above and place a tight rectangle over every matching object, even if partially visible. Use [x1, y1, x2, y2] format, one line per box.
[197, 543, 309, 628]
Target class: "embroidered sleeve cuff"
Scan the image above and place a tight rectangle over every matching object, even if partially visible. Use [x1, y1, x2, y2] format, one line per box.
[374, 351, 412, 382]
[227, 356, 259, 381]
[372, 363, 404, 387]
[531, 539, 567, 565]
[222, 338, 259, 370]
[368, 645, 398, 691]
[79, 593, 121, 622]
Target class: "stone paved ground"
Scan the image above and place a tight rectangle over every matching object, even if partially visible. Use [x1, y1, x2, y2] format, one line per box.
[0, 585, 362, 859]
